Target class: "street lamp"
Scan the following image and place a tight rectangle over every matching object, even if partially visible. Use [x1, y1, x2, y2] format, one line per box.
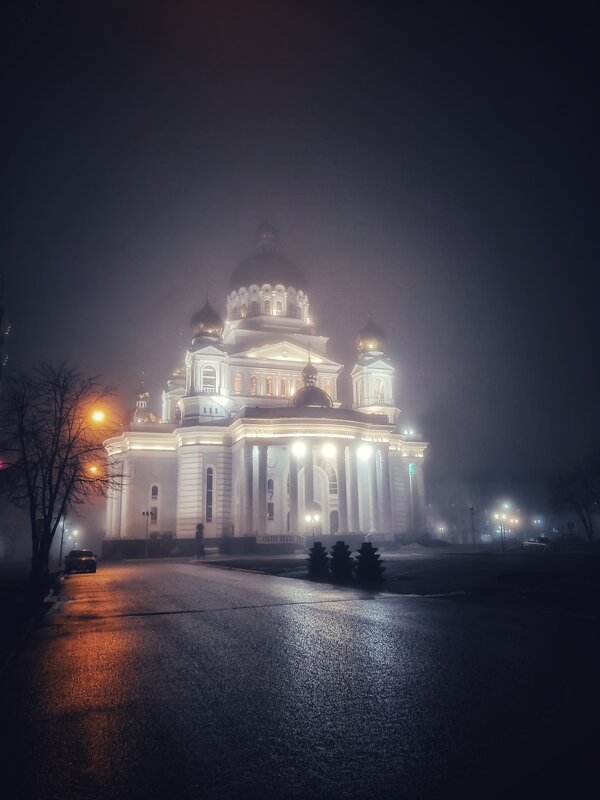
[493, 512, 507, 552]
[90, 409, 106, 423]
[305, 511, 320, 542]
[142, 511, 151, 558]
[510, 517, 520, 542]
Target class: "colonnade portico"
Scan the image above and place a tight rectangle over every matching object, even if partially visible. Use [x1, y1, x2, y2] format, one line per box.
[238, 435, 395, 537]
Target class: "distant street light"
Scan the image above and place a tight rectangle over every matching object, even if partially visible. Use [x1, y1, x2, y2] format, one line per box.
[142, 511, 151, 558]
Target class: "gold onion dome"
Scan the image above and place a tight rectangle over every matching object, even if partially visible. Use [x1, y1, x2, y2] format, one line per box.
[190, 299, 223, 338]
[357, 317, 385, 353]
[289, 359, 332, 408]
[229, 222, 307, 291]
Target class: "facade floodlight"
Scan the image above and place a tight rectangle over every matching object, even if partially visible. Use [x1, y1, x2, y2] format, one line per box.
[291, 441, 306, 458]
[357, 443, 373, 460]
[321, 442, 336, 458]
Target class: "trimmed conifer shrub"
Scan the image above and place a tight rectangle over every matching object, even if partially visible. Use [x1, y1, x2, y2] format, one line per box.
[307, 541, 330, 579]
[330, 540, 354, 582]
[355, 541, 386, 584]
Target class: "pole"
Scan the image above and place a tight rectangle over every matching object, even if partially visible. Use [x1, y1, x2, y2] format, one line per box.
[143, 511, 150, 559]
[59, 516, 66, 569]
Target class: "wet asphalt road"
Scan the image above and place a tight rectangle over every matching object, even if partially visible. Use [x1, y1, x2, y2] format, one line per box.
[1, 561, 598, 800]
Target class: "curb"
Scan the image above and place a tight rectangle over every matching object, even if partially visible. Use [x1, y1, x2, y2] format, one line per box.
[0, 573, 63, 679]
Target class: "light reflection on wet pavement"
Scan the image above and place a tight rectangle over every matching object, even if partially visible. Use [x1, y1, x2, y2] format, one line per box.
[1, 561, 598, 799]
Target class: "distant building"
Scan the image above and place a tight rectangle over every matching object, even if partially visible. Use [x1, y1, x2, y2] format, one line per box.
[104, 225, 427, 554]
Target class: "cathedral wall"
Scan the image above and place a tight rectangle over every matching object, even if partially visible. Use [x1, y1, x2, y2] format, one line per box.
[177, 446, 203, 538]
[389, 451, 410, 533]
[217, 448, 233, 537]
[118, 452, 177, 539]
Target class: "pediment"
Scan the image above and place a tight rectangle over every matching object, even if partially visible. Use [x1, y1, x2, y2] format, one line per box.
[188, 343, 226, 356]
[351, 358, 394, 375]
[231, 340, 341, 368]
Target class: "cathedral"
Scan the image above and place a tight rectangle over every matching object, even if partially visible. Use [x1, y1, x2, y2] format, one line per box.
[103, 225, 427, 556]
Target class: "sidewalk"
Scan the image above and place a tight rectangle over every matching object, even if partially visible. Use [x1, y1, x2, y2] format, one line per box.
[0, 564, 61, 676]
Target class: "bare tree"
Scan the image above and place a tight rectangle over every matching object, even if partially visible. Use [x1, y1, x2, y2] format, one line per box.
[548, 456, 600, 542]
[0, 364, 119, 593]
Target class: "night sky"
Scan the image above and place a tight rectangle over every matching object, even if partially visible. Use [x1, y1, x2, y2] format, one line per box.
[2, 2, 599, 499]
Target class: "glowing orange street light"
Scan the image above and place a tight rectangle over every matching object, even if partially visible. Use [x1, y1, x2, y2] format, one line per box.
[91, 409, 106, 423]
[88, 465, 99, 475]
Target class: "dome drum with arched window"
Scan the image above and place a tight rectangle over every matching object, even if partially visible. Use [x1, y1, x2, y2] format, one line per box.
[226, 224, 310, 324]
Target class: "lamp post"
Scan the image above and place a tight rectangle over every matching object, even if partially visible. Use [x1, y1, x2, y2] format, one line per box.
[142, 511, 151, 558]
[493, 513, 507, 552]
[510, 517, 520, 544]
[305, 512, 320, 543]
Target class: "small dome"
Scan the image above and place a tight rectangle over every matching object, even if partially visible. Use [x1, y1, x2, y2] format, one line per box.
[190, 300, 223, 338]
[288, 385, 333, 409]
[229, 224, 307, 291]
[357, 318, 385, 353]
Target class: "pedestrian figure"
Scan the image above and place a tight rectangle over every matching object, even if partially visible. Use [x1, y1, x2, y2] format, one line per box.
[195, 522, 205, 561]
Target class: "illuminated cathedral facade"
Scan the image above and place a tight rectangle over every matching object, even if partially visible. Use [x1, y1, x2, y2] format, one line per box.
[104, 225, 427, 554]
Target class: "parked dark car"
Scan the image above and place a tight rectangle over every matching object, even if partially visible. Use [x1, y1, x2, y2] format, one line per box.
[523, 536, 552, 549]
[65, 549, 97, 574]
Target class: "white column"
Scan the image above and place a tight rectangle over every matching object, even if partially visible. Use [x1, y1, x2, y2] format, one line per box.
[289, 447, 299, 533]
[347, 443, 360, 532]
[304, 441, 314, 514]
[369, 452, 380, 532]
[243, 444, 253, 534]
[380, 447, 392, 532]
[337, 446, 348, 534]
[414, 462, 426, 533]
[257, 444, 268, 535]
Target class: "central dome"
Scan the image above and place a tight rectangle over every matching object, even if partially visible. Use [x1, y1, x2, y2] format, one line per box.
[229, 223, 307, 291]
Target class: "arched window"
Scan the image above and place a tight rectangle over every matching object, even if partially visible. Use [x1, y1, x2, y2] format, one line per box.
[295, 378, 302, 392]
[206, 467, 214, 522]
[250, 376, 257, 396]
[201, 365, 217, 393]
[240, 304, 247, 318]
[234, 373, 242, 395]
[317, 458, 338, 495]
[375, 378, 385, 403]
[264, 298, 271, 315]
[265, 376, 273, 396]
[281, 377, 288, 397]
[275, 299, 283, 315]
[151, 485, 159, 500]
